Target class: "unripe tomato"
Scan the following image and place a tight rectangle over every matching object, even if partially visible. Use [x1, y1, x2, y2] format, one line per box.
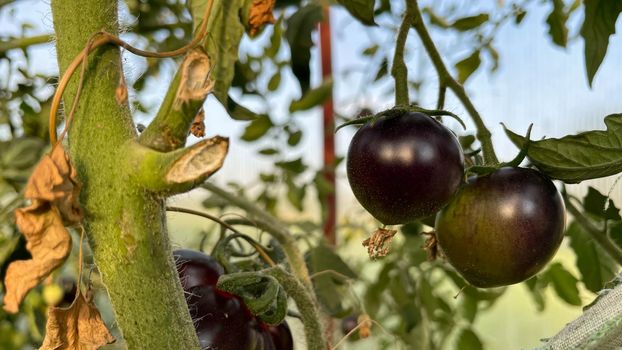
[435, 167, 565, 288]
[347, 112, 464, 224]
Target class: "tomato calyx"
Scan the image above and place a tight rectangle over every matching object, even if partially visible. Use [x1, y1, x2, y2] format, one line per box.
[467, 123, 533, 175]
[362, 227, 397, 259]
[336, 105, 466, 132]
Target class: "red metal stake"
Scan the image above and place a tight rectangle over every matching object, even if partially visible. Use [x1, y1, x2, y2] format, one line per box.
[319, 5, 336, 246]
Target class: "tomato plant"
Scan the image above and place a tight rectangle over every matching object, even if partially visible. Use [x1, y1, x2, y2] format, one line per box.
[0, 0, 621, 349]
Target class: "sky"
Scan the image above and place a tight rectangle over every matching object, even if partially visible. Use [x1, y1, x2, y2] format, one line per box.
[2, 1, 622, 348]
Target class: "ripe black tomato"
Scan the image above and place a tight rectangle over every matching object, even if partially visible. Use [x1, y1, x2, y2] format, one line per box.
[173, 249, 293, 350]
[266, 321, 294, 350]
[346, 112, 464, 225]
[186, 285, 276, 350]
[435, 167, 566, 288]
[174, 248, 224, 290]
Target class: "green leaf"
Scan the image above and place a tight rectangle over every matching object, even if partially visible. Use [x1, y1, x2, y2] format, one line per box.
[455, 50, 481, 83]
[190, 0, 252, 105]
[275, 158, 307, 174]
[546, 0, 569, 47]
[306, 244, 357, 317]
[524, 276, 547, 312]
[0, 137, 45, 170]
[258, 148, 279, 156]
[580, 0, 622, 86]
[610, 222, 622, 248]
[216, 272, 288, 325]
[287, 130, 302, 146]
[451, 14, 489, 31]
[456, 328, 483, 350]
[567, 221, 617, 293]
[241, 115, 273, 141]
[374, 58, 388, 81]
[423, 7, 450, 28]
[267, 71, 281, 91]
[289, 80, 333, 112]
[285, 4, 323, 92]
[504, 114, 622, 183]
[286, 179, 306, 211]
[513, 4, 527, 24]
[362, 44, 379, 56]
[545, 263, 582, 306]
[461, 297, 478, 323]
[336, 0, 376, 26]
[226, 95, 259, 121]
[583, 187, 621, 221]
[265, 15, 283, 58]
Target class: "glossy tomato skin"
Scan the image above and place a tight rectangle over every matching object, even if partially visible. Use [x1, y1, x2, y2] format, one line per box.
[186, 285, 276, 350]
[174, 248, 224, 290]
[173, 249, 292, 350]
[435, 167, 565, 288]
[266, 322, 294, 350]
[347, 112, 464, 224]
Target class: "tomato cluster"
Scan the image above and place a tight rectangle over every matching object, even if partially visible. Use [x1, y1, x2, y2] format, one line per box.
[174, 249, 293, 350]
[346, 111, 566, 287]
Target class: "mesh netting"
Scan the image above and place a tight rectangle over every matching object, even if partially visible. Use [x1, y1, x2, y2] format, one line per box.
[537, 276, 622, 349]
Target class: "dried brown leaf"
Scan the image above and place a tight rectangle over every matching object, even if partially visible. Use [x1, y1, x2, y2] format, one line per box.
[248, 0, 276, 37]
[41, 290, 115, 350]
[362, 227, 397, 260]
[25, 144, 83, 225]
[3, 204, 72, 313]
[3, 144, 82, 313]
[190, 108, 206, 138]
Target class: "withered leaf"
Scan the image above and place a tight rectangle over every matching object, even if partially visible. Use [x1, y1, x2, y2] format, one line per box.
[24, 144, 83, 225]
[190, 108, 206, 138]
[3, 204, 72, 313]
[41, 290, 115, 350]
[248, 0, 276, 37]
[3, 144, 82, 313]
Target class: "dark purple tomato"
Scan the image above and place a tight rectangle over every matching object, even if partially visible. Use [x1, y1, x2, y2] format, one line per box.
[174, 248, 224, 290]
[266, 322, 294, 350]
[347, 112, 464, 225]
[173, 249, 293, 350]
[435, 167, 566, 288]
[186, 285, 276, 350]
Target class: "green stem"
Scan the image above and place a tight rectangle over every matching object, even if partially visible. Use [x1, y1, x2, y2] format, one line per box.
[565, 197, 622, 266]
[0, 35, 52, 54]
[139, 48, 212, 152]
[265, 266, 326, 350]
[202, 182, 314, 292]
[411, 0, 498, 164]
[391, 0, 415, 107]
[50, 1, 199, 348]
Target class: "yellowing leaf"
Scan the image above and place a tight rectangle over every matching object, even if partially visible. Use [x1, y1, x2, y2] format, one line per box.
[3, 204, 71, 313]
[40, 290, 115, 350]
[248, 0, 276, 37]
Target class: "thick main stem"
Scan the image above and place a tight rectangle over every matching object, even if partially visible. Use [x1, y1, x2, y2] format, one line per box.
[411, 0, 498, 164]
[50, 1, 199, 349]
